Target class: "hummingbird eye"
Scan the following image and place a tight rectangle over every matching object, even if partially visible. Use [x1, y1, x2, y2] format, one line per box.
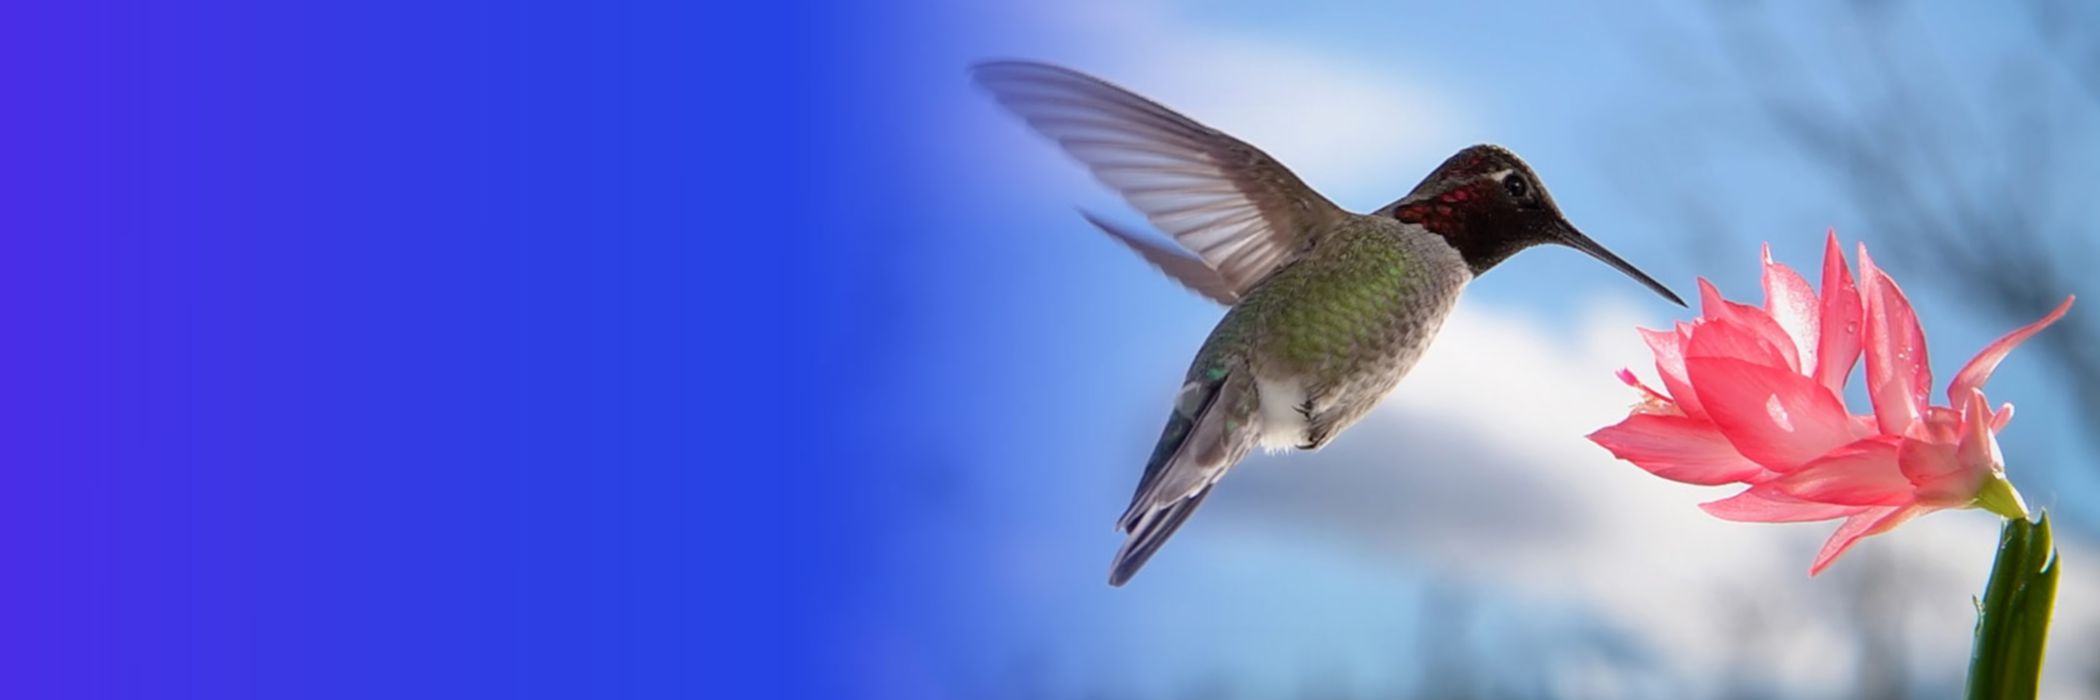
[1503, 174, 1531, 201]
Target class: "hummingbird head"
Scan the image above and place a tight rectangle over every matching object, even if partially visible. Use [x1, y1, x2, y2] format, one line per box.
[1388, 144, 1685, 307]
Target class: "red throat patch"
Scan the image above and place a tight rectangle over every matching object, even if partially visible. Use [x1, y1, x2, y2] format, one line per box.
[1394, 179, 1497, 236]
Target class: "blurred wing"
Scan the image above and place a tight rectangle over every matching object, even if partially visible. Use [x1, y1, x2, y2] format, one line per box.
[974, 61, 1347, 295]
[1079, 210, 1240, 304]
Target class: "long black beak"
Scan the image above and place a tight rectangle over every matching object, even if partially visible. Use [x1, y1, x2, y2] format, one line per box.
[1555, 221, 1685, 307]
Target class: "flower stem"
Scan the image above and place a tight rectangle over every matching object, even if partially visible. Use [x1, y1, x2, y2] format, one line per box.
[1965, 513, 2059, 700]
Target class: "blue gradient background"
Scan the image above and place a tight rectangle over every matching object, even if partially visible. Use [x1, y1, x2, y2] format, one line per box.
[9, 1, 2099, 698]
[4, 1, 842, 697]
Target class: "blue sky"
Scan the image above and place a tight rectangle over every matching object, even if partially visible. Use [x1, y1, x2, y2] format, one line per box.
[825, 0, 2100, 697]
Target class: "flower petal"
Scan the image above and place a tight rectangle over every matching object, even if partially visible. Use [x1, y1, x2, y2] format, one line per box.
[1896, 436, 1979, 506]
[1687, 356, 1857, 472]
[1699, 279, 1801, 372]
[1684, 314, 1792, 372]
[1700, 489, 1864, 523]
[1912, 405, 1964, 445]
[1589, 414, 1765, 485]
[1763, 437, 1909, 506]
[1640, 325, 1705, 420]
[1815, 230, 1863, 394]
[1808, 505, 1922, 575]
[1847, 414, 1880, 441]
[1858, 245, 1931, 435]
[1763, 243, 1820, 374]
[1947, 295, 2074, 406]
[1956, 389, 2003, 479]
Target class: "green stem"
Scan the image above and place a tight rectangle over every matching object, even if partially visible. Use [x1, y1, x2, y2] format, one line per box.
[1964, 513, 2060, 700]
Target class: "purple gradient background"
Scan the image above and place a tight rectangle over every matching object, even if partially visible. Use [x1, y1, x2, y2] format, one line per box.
[0, 1, 885, 696]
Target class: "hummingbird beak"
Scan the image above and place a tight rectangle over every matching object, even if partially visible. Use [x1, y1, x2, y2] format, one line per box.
[1553, 220, 1686, 307]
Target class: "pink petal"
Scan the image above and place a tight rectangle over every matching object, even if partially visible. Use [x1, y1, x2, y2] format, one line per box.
[1957, 390, 2003, 478]
[1858, 246, 1931, 435]
[1912, 405, 1964, 445]
[1684, 315, 1792, 372]
[1815, 230, 1863, 394]
[1846, 414, 1881, 441]
[1589, 414, 1765, 485]
[1762, 243, 1820, 374]
[1809, 505, 1922, 575]
[1900, 390, 2013, 509]
[1701, 489, 1865, 523]
[1699, 279, 1801, 372]
[1896, 436, 1977, 506]
[1868, 375, 1918, 441]
[1992, 403, 2013, 432]
[1640, 325, 1705, 420]
[1947, 295, 2074, 406]
[1687, 356, 1857, 473]
[1763, 437, 1909, 506]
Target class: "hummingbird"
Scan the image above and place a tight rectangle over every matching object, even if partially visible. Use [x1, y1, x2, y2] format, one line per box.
[972, 61, 1685, 586]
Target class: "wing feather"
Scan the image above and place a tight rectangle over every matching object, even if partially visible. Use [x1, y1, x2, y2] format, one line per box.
[974, 61, 1348, 298]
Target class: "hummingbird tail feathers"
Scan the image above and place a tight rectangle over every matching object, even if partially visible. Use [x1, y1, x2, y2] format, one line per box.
[1109, 371, 1256, 586]
[1110, 486, 1215, 587]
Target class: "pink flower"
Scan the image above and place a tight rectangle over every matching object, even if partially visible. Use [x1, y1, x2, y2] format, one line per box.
[1589, 231, 2073, 574]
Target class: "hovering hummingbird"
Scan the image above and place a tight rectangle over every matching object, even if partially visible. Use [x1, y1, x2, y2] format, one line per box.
[972, 61, 1685, 586]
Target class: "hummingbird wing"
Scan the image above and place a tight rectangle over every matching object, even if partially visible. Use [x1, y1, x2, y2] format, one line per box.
[974, 61, 1348, 301]
[1110, 368, 1258, 586]
[1078, 210, 1238, 304]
